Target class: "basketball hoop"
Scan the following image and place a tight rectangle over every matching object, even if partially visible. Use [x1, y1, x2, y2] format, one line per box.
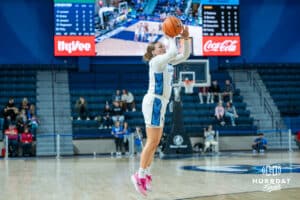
[183, 79, 194, 94]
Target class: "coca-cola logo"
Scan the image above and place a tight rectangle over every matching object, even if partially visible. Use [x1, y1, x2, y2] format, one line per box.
[57, 40, 91, 54]
[204, 40, 238, 52]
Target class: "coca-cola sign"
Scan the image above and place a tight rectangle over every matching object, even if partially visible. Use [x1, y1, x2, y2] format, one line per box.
[203, 36, 241, 56]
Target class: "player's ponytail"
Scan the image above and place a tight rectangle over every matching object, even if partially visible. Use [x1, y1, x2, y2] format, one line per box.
[143, 42, 156, 62]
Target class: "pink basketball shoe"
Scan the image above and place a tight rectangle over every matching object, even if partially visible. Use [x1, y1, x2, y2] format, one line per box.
[131, 173, 147, 196]
[146, 175, 152, 191]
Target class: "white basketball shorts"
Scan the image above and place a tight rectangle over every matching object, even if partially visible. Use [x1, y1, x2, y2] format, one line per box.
[142, 94, 169, 128]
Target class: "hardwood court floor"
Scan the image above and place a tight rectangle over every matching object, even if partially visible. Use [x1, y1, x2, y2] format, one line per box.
[0, 151, 299, 200]
[187, 188, 300, 200]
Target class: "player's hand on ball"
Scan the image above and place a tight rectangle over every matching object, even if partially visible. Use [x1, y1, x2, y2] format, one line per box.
[181, 26, 189, 40]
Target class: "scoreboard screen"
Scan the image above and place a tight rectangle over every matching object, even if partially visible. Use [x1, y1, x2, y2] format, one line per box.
[54, 1, 94, 36]
[203, 5, 239, 36]
[54, 0, 240, 56]
[202, 0, 240, 56]
[54, 0, 95, 56]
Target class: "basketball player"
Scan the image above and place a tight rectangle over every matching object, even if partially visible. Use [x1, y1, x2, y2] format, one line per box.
[131, 26, 190, 196]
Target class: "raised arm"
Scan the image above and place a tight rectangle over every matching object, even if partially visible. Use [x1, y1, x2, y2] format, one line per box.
[169, 26, 191, 65]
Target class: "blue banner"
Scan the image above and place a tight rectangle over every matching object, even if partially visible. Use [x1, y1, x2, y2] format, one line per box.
[201, 0, 239, 5]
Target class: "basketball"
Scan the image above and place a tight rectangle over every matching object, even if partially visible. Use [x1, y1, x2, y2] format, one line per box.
[162, 16, 183, 38]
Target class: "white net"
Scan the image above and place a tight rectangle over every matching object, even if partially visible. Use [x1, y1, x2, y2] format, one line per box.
[183, 79, 194, 94]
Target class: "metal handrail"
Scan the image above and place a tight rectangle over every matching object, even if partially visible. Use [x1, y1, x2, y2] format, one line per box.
[264, 97, 274, 128]
[249, 71, 276, 129]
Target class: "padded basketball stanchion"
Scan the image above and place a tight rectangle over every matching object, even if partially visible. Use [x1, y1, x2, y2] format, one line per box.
[161, 89, 193, 158]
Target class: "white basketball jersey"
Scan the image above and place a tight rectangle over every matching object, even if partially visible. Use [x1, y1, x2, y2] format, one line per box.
[146, 37, 191, 101]
[147, 62, 174, 100]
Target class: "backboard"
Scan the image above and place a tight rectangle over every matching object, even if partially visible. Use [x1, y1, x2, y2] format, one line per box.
[172, 59, 211, 87]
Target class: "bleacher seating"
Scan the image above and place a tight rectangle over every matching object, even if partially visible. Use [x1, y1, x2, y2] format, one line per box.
[0, 70, 37, 140]
[258, 66, 300, 116]
[69, 66, 256, 139]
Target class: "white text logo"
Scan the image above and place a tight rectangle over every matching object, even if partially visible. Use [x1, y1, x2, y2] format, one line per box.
[204, 40, 238, 52]
[57, 40, 91, 54]
[252, 165, 291, 192]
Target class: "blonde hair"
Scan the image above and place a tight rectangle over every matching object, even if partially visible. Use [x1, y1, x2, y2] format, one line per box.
[143, 42, 157, 62]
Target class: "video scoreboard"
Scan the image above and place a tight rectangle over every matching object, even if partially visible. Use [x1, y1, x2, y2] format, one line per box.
[202, 0, 240, 56]
[53, 0, 240, 56]
[203, 5, 239, 36]
[54, 0, 95, 56]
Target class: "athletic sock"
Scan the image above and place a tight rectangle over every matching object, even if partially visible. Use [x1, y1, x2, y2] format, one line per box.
[145, 165, 152, 176]
[138, 167, 146, 179]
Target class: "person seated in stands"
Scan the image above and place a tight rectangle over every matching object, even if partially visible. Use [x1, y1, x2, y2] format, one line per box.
[111, 101, 125, 123]
[28, 114, 40, 140]
[98, 102, 113, 129]
[224, 102, 238, 127]
[3, 97, 19, 129]
[112, 90, 122, 106]
[27, 104, 36, 120]
[215, 101, 225, 126]
[209, 80, 221, 103]
[222, 79, 234, 103]
[16, 109, 28, 133]
[198, 86, 211, 104]
[4, 123, 19, 157]
[252, 133, 267, 154]
[203, 125, 218, 152]
[111, 121, 124, 156]
[19, 97, 30, 115]
[75, 96, 90, 120]
[20, 126, 33, 156]
[121, 89, 136, 112]
[295, 130, 300, 150]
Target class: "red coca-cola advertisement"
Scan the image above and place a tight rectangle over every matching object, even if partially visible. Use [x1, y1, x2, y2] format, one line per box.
[202, 36, 241, 56]
[54, 36, 95, 56]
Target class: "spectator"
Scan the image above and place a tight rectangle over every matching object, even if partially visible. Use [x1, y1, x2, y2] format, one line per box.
[75, 97, 89, 120]
[224, 102, 238, 126]
[98, 103, 113, 129]
[111, 101, 125, 123]
[112, 90, 122, 104]
[122, 122, 131, 153]
[209, 80, 221, 103]
[28, 114, 40, 139]
[20, 97, 30, 114]
[198, 86, 211, 104]
[203, 125, 218, 152]
[134, 126, 143, 155]
[121, 89, 136, 112]
[3, 97, 19, 128]
[222, 80, 234, 103]
[252, 133, 267, 154]
[295, 130, 300, 150]
[111, 121, 124, 156]
[16, 109, 28, 133]
[215, 102, 225, 126]
[20, 126, 33, 156]
[28, 104, 36, 120]
[4, 123, 19, 157]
